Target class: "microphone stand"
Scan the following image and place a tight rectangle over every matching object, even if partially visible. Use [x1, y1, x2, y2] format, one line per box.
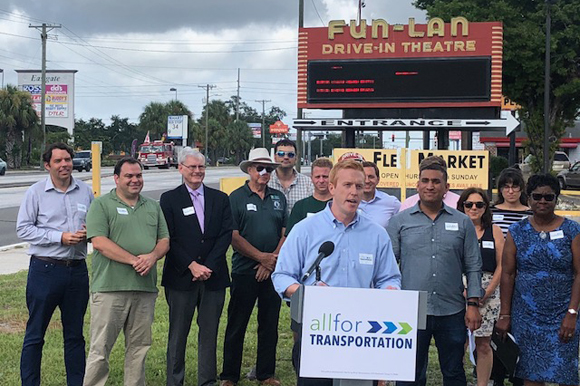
[315, 265, 321, 282]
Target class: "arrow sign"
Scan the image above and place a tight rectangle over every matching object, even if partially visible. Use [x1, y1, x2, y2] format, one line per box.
[367, 321, 382, 333]
[383, 321, 398, 334]
[293, 115, 521, 132]
[398, 322, 413, 335]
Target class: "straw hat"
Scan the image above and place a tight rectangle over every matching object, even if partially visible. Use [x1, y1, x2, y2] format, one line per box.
[239, 148, 280, 174]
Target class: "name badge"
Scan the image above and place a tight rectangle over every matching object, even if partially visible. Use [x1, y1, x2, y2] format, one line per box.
[306, 212, 316, 218]
[482, 241, 494, 249]
[493, 214, 504, 221]
[182, 206, 195, 216]
[247, 203, 257, 211]
[116, 207, 129, 215]
[359, 253, 374, 265]
[445, 222, 459, 231]
[550, 230, 564, 240]
[77, 203, 87, 212]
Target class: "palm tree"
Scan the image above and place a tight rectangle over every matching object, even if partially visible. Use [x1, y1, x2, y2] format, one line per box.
[0, 85, 39, 168]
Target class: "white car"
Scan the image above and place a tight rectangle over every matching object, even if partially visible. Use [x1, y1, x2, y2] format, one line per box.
[0, 157, 6, 176]
[519, 151, 570, 181]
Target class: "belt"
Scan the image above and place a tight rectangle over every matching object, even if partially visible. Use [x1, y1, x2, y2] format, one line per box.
[32, 256, 83, 267]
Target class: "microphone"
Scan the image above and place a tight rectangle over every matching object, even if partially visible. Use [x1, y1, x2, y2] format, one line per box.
[302, 241, 335, 281]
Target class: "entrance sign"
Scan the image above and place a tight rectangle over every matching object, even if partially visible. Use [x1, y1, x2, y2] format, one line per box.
[293, 114, 518, 133]
[333, 149, 490, 189]
[300, 286, 419, 381]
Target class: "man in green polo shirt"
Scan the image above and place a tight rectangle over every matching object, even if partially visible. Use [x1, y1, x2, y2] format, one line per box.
[84, 157, 169, 386]
[220, 148, 286, 386]
[285, 157, 333, 236]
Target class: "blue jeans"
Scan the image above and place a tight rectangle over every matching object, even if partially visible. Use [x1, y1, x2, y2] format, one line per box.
[21, 257, 89, 386]
[397, 310, 467, 386]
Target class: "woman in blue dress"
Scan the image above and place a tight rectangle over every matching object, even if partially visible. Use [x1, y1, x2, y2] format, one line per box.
[496, 173, 580, 385]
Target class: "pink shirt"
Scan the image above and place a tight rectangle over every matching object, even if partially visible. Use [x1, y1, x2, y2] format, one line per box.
[399, 191, 461, 211]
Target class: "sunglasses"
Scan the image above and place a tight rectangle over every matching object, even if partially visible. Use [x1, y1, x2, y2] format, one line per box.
[531, 193, 556, 202]
[256, 165, 274, 173]
[463, 201, 486, 209]
[276, 151, 296, 158]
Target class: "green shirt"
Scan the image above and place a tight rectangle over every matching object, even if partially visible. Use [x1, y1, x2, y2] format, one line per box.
[229, 182, 287, 275]
[285, 196, 331, 236]
[86, 188, 169, 293]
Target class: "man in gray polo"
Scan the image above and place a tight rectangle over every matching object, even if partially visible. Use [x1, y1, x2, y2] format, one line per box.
[387, 156, 482, 386]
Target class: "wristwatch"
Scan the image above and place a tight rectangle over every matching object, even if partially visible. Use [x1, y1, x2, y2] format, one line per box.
[568, 308, 578, 315]
[467, 301, 479, 307]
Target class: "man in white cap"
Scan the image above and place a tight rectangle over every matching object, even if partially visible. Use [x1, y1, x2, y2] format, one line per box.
[220, 148, 287, 386]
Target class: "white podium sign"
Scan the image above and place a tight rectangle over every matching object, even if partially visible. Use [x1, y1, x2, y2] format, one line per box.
[300, 286, 419, 381]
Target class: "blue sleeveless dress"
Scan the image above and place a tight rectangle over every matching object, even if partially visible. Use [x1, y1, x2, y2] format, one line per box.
[509, 217, 580, 383]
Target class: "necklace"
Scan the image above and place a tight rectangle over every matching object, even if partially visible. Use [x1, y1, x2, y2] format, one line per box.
[539, 231, 547, 239]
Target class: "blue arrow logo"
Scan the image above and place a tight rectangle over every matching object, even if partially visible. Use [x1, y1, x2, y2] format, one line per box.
[383, 321, 398, 334]
[367, 321, 382, 333]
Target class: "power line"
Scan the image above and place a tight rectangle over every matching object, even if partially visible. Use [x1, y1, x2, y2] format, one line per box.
[310, 0, 326, 26]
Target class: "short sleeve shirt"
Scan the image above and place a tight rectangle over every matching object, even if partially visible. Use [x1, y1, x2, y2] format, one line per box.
[229, 182, 287, 274]
[86, 189, 170, 293]
[285, 195, 331, 236]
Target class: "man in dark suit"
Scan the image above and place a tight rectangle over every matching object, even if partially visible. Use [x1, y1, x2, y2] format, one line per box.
[160, 147, 233, 386]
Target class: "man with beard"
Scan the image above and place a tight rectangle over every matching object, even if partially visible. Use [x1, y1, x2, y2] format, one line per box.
[84, 157, 169, 386]
[387, 156, 482, 386]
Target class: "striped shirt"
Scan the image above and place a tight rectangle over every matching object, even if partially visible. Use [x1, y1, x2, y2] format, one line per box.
[268, 169, 314, 215]
[491, 207, 532, 236]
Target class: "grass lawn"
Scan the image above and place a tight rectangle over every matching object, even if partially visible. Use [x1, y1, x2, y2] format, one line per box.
[0, 255, 482, 385]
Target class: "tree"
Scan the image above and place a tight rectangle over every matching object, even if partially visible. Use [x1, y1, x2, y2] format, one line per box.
[0, 85, 39, 168]
[414, 0, 580, 172]
[108, 115, 142, 154]
[226, 120, 254, 164]
[139, 101, 193, 142]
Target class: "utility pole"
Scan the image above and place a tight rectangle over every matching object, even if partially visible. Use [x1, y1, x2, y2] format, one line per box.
[543, 0, 556, 174]
[30, 23, 61, 163]
[198, 84, 216, 158]
[236, 68, 240, 121]
[255, 99, 271, 148]
[297, 0, 305, 172]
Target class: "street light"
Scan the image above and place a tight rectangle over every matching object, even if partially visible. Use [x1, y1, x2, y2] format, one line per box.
[0, 69, 3, 89]
[169, 87, 177, 101]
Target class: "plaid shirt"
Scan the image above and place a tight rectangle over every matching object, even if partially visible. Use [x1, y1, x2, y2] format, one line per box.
[268, 169, 314, 215]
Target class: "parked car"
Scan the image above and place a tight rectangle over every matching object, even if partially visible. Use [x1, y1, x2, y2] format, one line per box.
[519, 151, 571, 181]
[557, 161, 580, 189]
[0, 157, 6, 175]
[73, 150, 92, 172]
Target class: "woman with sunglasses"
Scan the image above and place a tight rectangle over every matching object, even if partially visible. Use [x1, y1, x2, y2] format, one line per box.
[457, 188, 505, 386]
[492, 168, 532, 237]
[496, 174, 580, 385]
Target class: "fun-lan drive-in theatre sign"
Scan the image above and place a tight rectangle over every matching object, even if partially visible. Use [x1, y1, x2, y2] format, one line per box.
[296, 17, 503, 111]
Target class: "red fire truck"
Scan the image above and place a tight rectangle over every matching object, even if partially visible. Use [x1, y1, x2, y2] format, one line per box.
[137, 140, 178, 169]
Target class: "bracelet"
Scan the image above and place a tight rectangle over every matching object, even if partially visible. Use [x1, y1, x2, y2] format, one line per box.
[498, 314, 511, 320]
[467, 301, 479, 307]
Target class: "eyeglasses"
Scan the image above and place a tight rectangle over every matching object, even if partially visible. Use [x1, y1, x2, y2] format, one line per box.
[276, 151, 296, 158]
[463, 201, 486, 209]
[501, 185, 521, 192]
[256, 165, 274, 173]
[181, 163, 206, 171]
[531, 193, 556, 202]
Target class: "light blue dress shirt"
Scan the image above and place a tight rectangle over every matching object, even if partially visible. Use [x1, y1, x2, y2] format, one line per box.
[272, 203, 401, 299]
[16, 176, 94, 259]
[358, 189, 401, 229]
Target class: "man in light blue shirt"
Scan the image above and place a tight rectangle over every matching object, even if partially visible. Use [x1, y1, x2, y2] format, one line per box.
[16, 142, 94, 386]
[272, 160, 400, 386]
[358, 161, 401, 229]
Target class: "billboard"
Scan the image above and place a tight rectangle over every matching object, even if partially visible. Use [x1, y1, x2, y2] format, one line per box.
[248, 122, 262, 139]
[16, 70, 77, 135]
[167, 115, 188, 140]
[298, 18, 502, 109]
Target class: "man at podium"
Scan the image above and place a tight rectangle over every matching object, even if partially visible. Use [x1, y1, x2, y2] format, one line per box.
[272, 160, 401, 386]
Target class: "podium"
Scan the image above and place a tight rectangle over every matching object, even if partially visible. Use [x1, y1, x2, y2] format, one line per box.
[291, 285, 427, 385]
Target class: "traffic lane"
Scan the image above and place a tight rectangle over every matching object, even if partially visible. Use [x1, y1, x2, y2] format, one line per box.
[0, 182, 219, 248]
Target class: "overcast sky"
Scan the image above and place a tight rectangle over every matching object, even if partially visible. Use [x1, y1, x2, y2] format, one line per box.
[0, 0, 426, 125]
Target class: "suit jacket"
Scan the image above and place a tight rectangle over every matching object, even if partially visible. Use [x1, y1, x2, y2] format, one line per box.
[160, 184, 233, 291]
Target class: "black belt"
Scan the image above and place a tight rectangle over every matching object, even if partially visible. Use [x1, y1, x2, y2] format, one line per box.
[32, 256, 83, 267]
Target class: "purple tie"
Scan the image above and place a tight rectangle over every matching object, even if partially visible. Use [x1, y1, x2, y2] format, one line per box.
[192, 191, 204, 233]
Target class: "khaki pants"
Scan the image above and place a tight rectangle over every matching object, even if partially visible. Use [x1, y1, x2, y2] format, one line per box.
[83, 291, 157, 386]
